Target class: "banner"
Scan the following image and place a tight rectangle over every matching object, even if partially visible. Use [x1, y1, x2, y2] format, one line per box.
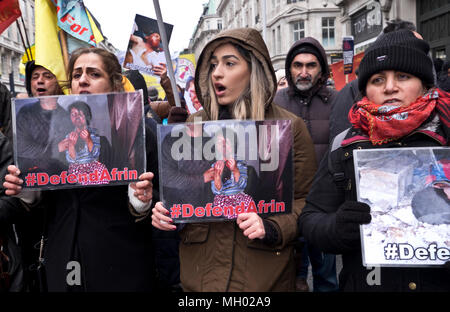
[12, 91, 146, 190]
[123, 14, 173, 77]
[174, 54, 196, 89]
[35, 0, 67, 87]
[354, 147, 450, 267]
[158, 120, 294, 223]
[52, 0, 103, 46]
[330, 51, 364, 91]
[0, 0, 21, 35]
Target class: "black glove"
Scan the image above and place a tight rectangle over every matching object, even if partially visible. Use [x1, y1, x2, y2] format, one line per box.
[335, 201, 371, 248]
[167, 106, 188, 124]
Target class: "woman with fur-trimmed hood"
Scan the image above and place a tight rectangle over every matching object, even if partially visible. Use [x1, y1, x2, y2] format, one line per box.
[152, 28, 316, 291]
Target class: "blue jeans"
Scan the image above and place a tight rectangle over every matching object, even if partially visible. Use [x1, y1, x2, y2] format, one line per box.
[297, 239, 338, 292]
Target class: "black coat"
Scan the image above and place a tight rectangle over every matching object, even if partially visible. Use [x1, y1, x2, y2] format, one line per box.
[41, 124, 158, 292]
[274, 37, 336, 165]
[0, 82, 12, 140]
[274, 85, 335, 165]
[299, 128, 450, 292]
[329, 79, 361, 140]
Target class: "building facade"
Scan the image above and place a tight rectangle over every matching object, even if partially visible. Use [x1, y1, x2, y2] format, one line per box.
[335, 0, 450, 60]
[189, 0, 223, 58]
[335, 0, 417, 53]
[190, 0, 343, 70]
[0, 0, 35, 94]
[416, 0, 450, 60]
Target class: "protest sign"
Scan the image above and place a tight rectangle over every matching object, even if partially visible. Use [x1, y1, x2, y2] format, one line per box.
[354, 147, 450, 267]
[158, 120, 294, 223]
[343, 36, 354, 75]
[330, 51, 364, 91]
[123, 14, 173, 77]
[12, 91, 146, 190]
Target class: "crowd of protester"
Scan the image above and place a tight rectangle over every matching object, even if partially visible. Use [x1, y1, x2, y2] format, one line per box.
[0, 18, 449, 293]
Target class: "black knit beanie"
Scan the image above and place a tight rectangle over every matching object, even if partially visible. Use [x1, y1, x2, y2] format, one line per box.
[288, 44, 326, 74]
[358, 29, 434, 92]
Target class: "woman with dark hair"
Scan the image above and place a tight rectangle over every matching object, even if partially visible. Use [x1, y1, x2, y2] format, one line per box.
[152, 28, 316, 292]
[298, 29, 450, 291]
[4, 47, 157, 292]
[58, 101, 111, 185]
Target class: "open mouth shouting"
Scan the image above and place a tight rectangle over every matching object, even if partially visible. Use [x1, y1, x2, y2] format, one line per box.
[35, 88, 48, 96]
[214, 83, 226, 97]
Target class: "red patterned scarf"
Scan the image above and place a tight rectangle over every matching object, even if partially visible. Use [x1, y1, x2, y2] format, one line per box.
[348, 88, 450, 145]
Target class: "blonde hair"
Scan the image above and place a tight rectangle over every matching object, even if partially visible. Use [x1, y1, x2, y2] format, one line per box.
[207, 44, 270, 121]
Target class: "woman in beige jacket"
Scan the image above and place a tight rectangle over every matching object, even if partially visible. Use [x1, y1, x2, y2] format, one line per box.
[152, 28, 316, 291]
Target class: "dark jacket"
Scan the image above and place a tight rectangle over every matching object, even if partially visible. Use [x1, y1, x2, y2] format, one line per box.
[39, 123, 158, 292]
[0, 132, 38, 292]
[299, 125, 450, 291]
[181, 28, 317, 292]
[329, 79, 361, 140]
[0, 82, 12, 140]
[274, 37, 336, 164]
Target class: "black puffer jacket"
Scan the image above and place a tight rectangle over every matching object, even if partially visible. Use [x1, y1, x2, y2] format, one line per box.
[0, 82, 12, 140]
[299, 126, 450, 292]
[274, 37, 336, 164]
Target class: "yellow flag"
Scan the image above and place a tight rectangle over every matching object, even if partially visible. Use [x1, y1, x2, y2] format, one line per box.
[35, 0, 67, 92]
[86, 8, 104, 45]
[21, 44, 35, 64]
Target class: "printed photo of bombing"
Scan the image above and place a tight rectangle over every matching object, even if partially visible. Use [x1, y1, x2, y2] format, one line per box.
[157, 120, 294, 223]
[12, 91, 146, 190]
[354, 147, 450, 266]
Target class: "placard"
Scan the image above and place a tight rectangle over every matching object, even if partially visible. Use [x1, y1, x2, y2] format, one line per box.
[12, 91, 146, 190]
[354, 147, 450, 267]
[123, 14, 173, 77]
[157, 120, 294, 223]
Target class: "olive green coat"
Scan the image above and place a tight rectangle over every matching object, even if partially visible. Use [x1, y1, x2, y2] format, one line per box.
[181, 28, 317, 291]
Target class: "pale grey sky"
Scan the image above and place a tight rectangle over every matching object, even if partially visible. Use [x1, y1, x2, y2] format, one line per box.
[83, 0, 207, 54]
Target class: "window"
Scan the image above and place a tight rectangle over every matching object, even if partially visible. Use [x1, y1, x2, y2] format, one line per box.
[272, 29, 276, 54]
[1, 55, 7, 78]
[217, 20, 222, 30]
[277, 25, 281, 54]
[16, 24, 21, 42]
[287, 0, 303, 3]
[322, 17, 335, 47]
[293, 20, 305, 41]
[13, 57, 19, 80]
[21, 0, 27, 20]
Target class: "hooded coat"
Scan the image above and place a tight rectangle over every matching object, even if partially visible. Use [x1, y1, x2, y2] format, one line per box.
[179, 28, 317, 291]
[274, 37, 336, 164]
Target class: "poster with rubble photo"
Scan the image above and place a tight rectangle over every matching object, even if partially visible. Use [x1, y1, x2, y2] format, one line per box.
[354, 147, 450, 267]
[157, 119, 294, 223]
[12, 91, 146, 190]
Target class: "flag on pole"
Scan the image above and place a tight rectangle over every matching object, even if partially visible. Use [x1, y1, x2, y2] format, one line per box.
[21, 44, 35, 63]
[35, 0, 105, 93]
[53, 0, 103, 46]
[0, 0, 22, 35]
[35, 0, 67, 86]
[86, 8, 104, 45]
